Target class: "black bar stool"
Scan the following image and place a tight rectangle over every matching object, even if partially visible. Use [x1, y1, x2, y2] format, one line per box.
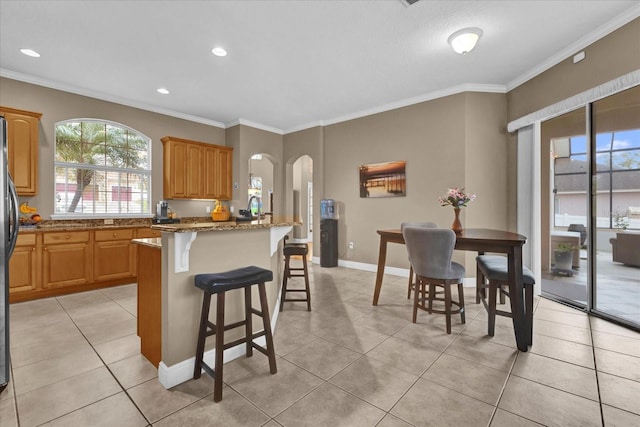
[280, 238, 311, 311]
[193, 265, 277, 402]
[476, 255, 535, 344]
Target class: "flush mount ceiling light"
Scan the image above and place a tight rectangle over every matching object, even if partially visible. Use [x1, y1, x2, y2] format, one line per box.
[447, 27, 483, 55]
[20, 48, 40, 57]
[211, 47, 227, 57]
[157, 88, 170, 95]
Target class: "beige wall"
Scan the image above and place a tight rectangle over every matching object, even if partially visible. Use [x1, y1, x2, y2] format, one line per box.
[507, 18, 640, 122]
[0, 77, 226, 218]
[323, 92, 509, 269]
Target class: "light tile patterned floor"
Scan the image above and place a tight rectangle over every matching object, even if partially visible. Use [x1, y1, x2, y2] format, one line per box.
[1, 264, 639, 426]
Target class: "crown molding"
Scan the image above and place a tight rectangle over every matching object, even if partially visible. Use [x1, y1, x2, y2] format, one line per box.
[225, 118, 284, 135]
[0, 68, 226, 129]
[506, 3, 640, 92]
[320, 83, 506, 128]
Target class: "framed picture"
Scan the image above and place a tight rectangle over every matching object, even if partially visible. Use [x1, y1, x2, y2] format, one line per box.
[359, 160, 406, 198]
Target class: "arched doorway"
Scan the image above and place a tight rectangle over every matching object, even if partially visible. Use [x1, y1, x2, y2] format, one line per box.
[292, 155, 313, 245]
[247, 153, 275, 216]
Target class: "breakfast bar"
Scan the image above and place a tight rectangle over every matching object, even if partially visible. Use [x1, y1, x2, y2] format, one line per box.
[136, 217, 300, 389]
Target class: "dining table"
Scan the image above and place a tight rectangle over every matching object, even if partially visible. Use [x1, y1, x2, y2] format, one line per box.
[372, 228, 531, 352]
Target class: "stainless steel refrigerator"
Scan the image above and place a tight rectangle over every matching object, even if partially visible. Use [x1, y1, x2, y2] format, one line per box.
[1, 117, 20, 392]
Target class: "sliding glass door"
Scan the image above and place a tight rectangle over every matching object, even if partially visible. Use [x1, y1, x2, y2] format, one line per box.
[542, 86, 640, 329]
[592, 87, 640, 326]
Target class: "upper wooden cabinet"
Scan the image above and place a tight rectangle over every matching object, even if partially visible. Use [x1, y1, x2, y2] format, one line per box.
[0, 106, 42, 196]
[161, 136, 233, 200]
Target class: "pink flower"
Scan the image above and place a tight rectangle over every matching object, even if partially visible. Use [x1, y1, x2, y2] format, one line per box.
[438, 188, 476, 208]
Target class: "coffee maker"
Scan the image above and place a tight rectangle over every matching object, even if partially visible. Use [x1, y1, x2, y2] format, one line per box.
[153, 200, 179, 224]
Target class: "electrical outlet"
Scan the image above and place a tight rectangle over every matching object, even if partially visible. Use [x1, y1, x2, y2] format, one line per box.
[348, 241, 354, 249]
[206, 206, 211, 213]
[103, 219, 114, 225]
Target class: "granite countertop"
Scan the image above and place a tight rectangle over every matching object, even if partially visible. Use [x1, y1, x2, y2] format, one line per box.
[19, 222, 153, 233]
[150, 216, 302, 233]
[132, 237, 162, 248]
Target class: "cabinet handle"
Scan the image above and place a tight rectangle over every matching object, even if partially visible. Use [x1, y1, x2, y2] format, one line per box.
[65, 235, 71, 239]
[32, 247, 35, 251]
[113, 233, 117, 237]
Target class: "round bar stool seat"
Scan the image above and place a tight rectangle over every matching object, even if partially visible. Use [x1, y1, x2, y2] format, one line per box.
[193, 265, 277, 402]
[476, 255, 535, 344]
[280, 241, 311, 311]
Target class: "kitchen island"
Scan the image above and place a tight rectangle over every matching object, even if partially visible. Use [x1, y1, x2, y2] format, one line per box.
[144, 216, 300, 389]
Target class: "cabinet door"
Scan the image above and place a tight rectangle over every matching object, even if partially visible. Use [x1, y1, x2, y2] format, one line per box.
[94, 240, 136, 281]
[216, 148, 233, 200]
[9, 242, 38, 295]
[94, 229, 136, 281]
[136, 228, 162, 238]
[186, 144, 203, 198]
[42, 242, 92, 288]
[164, 141, 188, 198]
[0, 108, 41, 196]
[202, 146, 219, 199]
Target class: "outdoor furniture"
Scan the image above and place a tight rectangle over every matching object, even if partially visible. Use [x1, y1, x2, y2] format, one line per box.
[610, 232, 640, 267]
[550, 231, 581, 269]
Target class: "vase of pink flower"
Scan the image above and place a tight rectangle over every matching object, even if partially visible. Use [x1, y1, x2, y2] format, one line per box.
[438, 188, 476, 233]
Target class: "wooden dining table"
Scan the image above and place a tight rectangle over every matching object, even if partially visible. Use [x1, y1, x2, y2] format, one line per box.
[373, 228, 531, 352]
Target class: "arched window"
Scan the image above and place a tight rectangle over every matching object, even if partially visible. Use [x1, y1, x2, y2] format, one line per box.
[54, 119, 152, 217]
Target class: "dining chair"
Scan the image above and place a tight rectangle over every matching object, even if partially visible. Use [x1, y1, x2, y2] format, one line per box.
[402, 226, 465, 333]
[400, 221, 437, 299]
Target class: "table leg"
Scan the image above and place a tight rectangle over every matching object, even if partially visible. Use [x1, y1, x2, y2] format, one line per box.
[372, 236, 388, 305]
[507, 246, 529, 351]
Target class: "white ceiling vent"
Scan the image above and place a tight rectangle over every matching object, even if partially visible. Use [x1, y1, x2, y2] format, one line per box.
[400, 0, 421, 7]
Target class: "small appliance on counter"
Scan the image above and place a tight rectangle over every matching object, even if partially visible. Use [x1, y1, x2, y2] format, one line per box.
[152, 200, 180, 224]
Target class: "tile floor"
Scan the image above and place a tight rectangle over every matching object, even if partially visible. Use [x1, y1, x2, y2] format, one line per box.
[1, 264, 639, 426]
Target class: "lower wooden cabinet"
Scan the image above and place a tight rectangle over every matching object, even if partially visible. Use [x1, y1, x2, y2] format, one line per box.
[9, 227, 148, 302]
[8, 234, 38, 295]
[94, 229, 136, 281]
[42, 231, 92, 289]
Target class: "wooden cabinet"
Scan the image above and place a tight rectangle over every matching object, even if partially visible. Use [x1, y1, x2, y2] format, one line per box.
[136, 243, 162, 367]
[0, 107, 42, 196]
[161, 136, 232, 200]
[8, 234, 39, 295]
[136, 227, 162, 238]
[42, 231, 92, 289]
[94, 228, 136, 281]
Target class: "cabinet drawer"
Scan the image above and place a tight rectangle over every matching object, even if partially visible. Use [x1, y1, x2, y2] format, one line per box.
[136, 228, 162, 238]
[95, 229, 135, 241]
[43, 231, 90, 245]
[16, 233, 37, 246]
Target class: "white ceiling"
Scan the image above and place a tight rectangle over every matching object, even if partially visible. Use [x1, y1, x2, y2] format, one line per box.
[1, 1, 639, 134]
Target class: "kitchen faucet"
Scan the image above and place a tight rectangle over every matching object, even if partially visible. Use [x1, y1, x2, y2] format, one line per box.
[248, 195, 261, 217]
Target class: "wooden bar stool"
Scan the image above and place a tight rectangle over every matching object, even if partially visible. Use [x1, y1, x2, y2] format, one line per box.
[476, 255, 535, 344]
[193, 265, 277, 402]
[280, 239, 311, 311]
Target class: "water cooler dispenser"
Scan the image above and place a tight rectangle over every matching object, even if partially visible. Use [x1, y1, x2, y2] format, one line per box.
[320, 199, 338, 267]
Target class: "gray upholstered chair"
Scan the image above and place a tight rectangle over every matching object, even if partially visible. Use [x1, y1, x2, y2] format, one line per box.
[402, 226, 465, 333]
[401, 221, 437, 299]
[476, 255, 535, 344]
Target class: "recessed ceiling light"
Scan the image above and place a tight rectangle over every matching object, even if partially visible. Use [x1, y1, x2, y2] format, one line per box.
[211, 47, 227, 57]
[157, 88, 170, 95]
[20, 48, 40, 58]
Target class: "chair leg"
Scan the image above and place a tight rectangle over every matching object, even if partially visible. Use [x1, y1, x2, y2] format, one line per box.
[193, 292, 212, 379]
[407, 266, 414, 299]
[213, 292, 225, 402]
[258, 283, 277, 374]
[245, 286, 253, 357]
[303, 258, 311, 311]
[427, 283, 435, 313]
[476, 264, 484, 304]
[279, 256, 290, 312]
[458, 282, 465, 324]
[499, 284, 506, 305]
[487, 281, 497, 337]
[412, 280, 420, 323]
[526, 283, 534, 345]
[444, 283, 452, 334]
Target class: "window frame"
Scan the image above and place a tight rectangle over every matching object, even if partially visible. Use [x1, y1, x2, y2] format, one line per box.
[52, 118, 153, 219]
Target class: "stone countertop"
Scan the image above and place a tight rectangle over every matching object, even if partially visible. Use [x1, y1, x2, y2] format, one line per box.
[18, 222, 153, 233]
[150, 216, 302, 233]
[132, 237, 162, 248]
